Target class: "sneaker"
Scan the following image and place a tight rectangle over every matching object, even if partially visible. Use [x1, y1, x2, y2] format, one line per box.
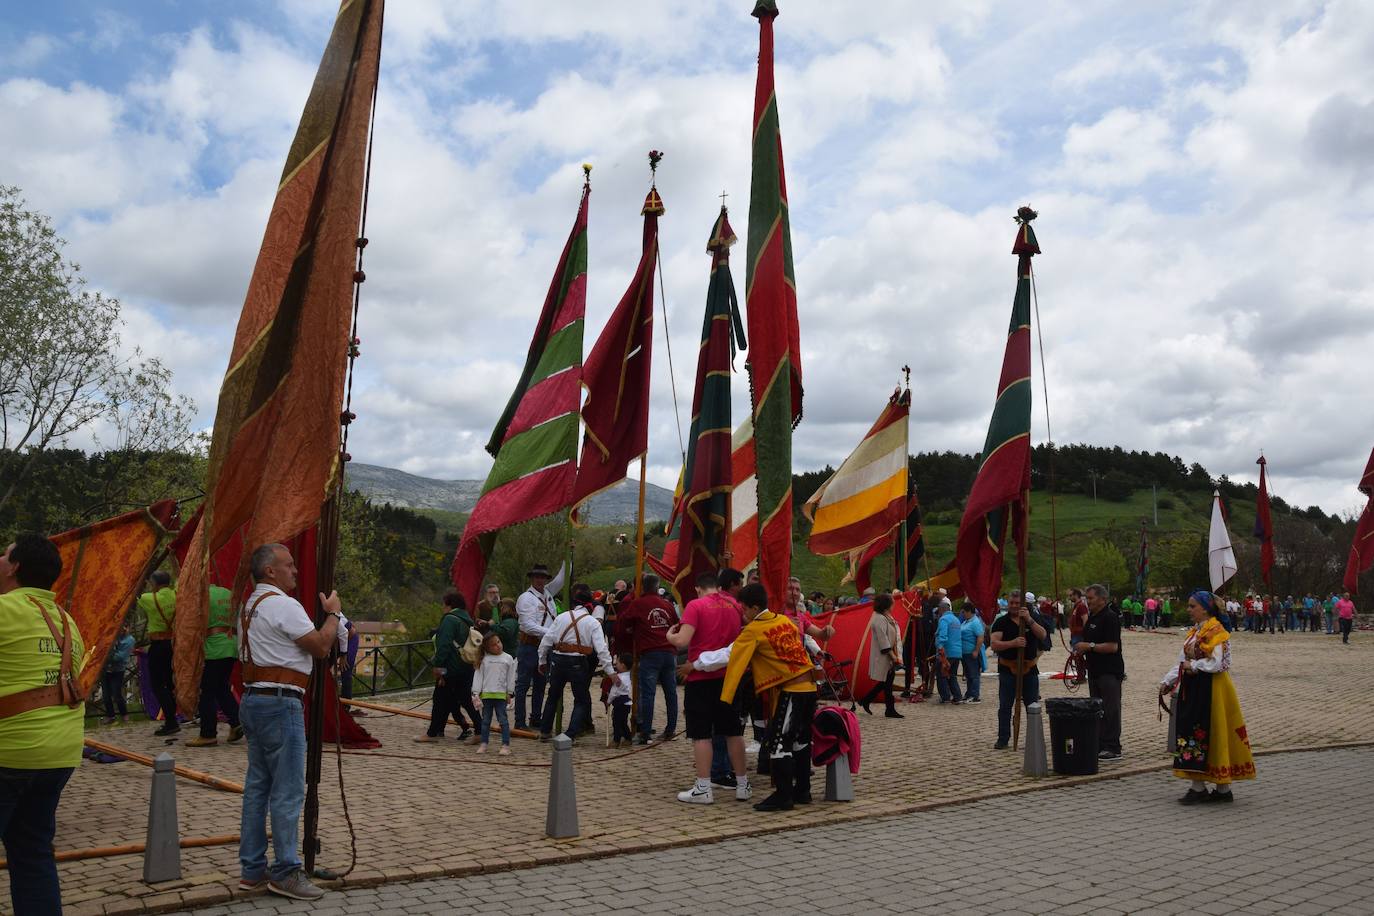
[153, 723, 180, 736]
[633, 734, 651, 746]
[185, 736, 218, 747]
[476, 743, 488, 754]
[744, 740, 761, 755]
[238, 876, 267, 893]
[1098, 750, 1122, 762]
[676, 784, 714, 804]
[735, 779, 753, 802]
[268, 869, 325, 901]
[228, 725, 245, 743]
[458, 727, 473, 741]
[498, 746, 511, 756]
[710, 774, 738, 790]
[968, 697, 982, 703]
[658, 730, 677, 743]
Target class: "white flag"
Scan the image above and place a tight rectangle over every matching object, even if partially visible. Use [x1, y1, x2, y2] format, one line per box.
[1209, 489, 1238, 591]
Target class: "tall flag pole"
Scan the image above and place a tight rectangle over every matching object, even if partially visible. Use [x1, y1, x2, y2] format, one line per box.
[661, 204, 748, 600]
[745, 0, 804, 611]
[803, 385, 909, 557]
[1135, 521, 1149, 599]
[1343, 446, 1374, 593]
[1209, 489, 1239, 593]
[451, 169, 591, 605]
[172, 0, 385, 712]
[955, 207, 1038, 621]
[1254, 454, 1275, 588]
[571, 152, 664, 548]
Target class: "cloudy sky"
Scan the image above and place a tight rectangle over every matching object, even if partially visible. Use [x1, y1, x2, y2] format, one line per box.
[3, 1, 1371, 517]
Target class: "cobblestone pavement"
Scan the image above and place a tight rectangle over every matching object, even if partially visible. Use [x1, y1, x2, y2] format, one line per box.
[11, 628, 1372, 914]
[176, 746, 1374, 916]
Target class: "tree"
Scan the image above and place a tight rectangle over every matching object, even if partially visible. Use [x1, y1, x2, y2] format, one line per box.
[1060, 540, 1131, 599]
[0, 186, 197, 515]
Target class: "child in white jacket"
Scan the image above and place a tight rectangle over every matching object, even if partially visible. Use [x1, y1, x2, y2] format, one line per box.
[471, 632, 518, 754]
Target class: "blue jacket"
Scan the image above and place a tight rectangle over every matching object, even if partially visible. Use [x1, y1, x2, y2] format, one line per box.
[960, 615, 985, 658]
[106, 633, 135, 671]
[937, 610, 963, 658]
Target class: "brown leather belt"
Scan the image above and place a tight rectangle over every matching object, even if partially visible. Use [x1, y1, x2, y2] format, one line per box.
[242, 663, 310, 690]
[206, 627, 232, 636]
[518, 632, 541, 647]
[148, 632, 174, 641]
[553, 642, 594, 655]
[0, 686, 66, 721]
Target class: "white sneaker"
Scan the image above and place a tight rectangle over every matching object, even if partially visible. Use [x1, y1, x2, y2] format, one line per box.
[744, 741, 761, 755]
[735, 779, 753, 801]
[676, 784, 714, 804]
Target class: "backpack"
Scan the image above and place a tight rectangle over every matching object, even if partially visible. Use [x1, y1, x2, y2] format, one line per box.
[458, 618, 482, 666]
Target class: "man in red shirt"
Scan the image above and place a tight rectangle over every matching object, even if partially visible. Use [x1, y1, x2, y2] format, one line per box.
[666, 570, 750, 804]
[615, 573, 680, 745]
[1067, 588, 1089, 685]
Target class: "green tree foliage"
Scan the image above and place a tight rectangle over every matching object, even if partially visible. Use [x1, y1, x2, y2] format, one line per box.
[1058, 539, 1131, 598]
[0, 186, 200, 522]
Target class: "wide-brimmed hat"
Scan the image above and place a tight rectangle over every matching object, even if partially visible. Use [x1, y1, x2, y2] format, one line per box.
[527, 564, 552, 579]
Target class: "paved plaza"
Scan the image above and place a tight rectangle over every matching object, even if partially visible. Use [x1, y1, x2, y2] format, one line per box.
[174, 746, 1374, 916]
[10, 627, 1370, 914]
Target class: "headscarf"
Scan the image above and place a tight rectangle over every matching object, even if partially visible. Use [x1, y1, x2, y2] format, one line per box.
[1189, 590, 1216, 615]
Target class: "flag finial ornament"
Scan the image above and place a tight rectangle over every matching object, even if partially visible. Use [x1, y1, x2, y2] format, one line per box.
[582, 162, 593, 186]
[753, 0, 779, 20]
[1013, 206, 1041, 260]
[643, 150, 665, 216]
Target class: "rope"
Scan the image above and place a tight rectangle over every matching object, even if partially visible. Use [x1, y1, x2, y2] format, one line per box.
[656, 246, 687, 465]
[1029, 262, 1063, 621]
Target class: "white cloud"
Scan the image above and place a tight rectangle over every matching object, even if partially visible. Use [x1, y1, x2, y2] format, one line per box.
[3, 0, 1372, 518]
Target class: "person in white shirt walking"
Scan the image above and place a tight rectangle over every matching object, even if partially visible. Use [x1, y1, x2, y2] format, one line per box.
[537, 595, 614, 743]
[236, 543, 342, 902]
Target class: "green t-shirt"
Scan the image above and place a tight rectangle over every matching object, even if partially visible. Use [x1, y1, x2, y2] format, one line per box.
[205, 585, 236, 661]
[138, 586, 177, 635]
[0, 587, 86, 769]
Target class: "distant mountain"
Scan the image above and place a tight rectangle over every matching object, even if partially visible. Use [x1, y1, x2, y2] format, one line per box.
[345, 463, 675, 527]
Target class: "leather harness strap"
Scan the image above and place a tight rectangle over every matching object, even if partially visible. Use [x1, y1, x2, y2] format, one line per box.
[0, 598, 85, 721]
[240, 591, 310, 691]
[553, 610, 594, 656]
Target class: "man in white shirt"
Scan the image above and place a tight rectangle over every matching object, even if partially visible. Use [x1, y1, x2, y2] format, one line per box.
[514, 564, 559, 730]
[237, 543, 342, 902]
[537, 595, 614, 742]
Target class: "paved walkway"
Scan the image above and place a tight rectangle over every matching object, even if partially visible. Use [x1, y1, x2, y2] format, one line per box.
[176, 746, 1373, 915]
[10, 628, 1371, 913]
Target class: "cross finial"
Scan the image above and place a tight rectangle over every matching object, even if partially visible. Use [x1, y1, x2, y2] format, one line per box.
[719, 189, 728, 206]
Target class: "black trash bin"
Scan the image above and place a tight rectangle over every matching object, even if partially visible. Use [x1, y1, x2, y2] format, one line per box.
[1045, 697, 1104, 775]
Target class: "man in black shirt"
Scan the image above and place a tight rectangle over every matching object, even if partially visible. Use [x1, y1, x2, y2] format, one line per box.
[1076, 583, 1125, 760]
[988, 591, 1048, 750]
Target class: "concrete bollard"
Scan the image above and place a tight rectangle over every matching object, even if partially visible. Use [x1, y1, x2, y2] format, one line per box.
[143, 752, 181, 883]
[1166, 693, 1178, 757]
[545, 734, 578, 838]
[1022, 702, 1048, 777]
[824, 753, 854, 802]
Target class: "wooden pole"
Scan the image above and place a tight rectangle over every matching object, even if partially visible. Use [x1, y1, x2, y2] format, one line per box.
[0, 834, 241, 870]
[82, 738, 243, 793]
[339, 698, 540, 738]
[634, 454, 648, 594]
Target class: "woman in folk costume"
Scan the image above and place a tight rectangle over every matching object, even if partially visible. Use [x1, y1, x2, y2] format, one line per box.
[857, 594, 904, 718]
[1159, 590, 1256, 804]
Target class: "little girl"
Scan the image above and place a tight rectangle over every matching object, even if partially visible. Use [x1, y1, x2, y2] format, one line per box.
[608, 655, 633, 748]
[471, 632, 517, 754]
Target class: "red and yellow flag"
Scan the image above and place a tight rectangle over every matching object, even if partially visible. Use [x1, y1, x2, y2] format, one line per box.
[173, 0, 384, 711]
[51, 501, 178, 696]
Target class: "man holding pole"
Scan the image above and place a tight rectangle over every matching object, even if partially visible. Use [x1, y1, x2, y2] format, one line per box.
[989, 590, 1047, 750]
[237, 543, 341, 901]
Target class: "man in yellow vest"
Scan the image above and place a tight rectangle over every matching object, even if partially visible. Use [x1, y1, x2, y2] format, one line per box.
[187, 584, 242, 747]
[138, 570, 179, 735]
[0, 533, 86, 914]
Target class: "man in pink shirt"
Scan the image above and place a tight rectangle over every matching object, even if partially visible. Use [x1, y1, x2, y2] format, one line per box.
[666, 569, 750, 804]
[1336, 593, 1357, 644]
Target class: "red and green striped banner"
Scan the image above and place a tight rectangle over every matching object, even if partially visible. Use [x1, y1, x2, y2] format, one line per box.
[452, 180, 590, 604]
[955, 211, 1038, 619]
[745, 0, 804, 612]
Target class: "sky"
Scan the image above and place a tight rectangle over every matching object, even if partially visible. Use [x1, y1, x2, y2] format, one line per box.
[3, 0, 1372, 518]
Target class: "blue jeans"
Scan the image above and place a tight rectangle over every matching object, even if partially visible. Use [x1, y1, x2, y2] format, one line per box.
[996, 666, 1040, 745]
[936, 656, 963, 702]
[480, 698, 510, 745]
[239, 693, 306, 882]
[710, 735, 731, 782]
[515, 643, 546, 729]
[0, 765, 72, 915]
[540, 655, 593, 739]
[1144, 610, 1157, 629]
[963, 653, 982, 700]
[636, 650, 679, 739]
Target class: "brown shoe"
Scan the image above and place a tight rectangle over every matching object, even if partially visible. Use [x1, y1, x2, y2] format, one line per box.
[228, 725, 245, 743]
[185, 736, 218, 747]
